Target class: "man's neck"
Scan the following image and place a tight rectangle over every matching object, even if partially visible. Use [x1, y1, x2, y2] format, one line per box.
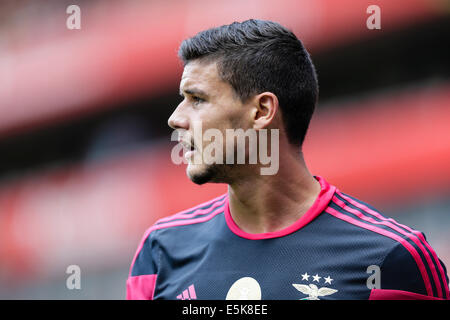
[227, 150, 321, 234]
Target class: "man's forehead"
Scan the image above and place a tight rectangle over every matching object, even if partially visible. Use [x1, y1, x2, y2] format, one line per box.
[180, 60, 220, 89]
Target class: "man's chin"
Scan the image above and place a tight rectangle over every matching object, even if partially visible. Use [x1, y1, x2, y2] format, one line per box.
[186, 164, 221, 185]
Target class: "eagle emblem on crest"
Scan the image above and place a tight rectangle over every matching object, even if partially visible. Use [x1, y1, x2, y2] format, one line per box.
[292, 283, 338, 300]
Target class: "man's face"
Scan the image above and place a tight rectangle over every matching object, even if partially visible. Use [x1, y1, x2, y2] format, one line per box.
[168, 59, 251, 184]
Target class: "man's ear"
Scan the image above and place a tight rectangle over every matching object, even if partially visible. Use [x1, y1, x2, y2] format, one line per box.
[252, 92, 279, 130]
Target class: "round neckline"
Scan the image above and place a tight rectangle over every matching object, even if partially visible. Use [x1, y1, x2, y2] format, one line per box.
[224, 176, 336, 240]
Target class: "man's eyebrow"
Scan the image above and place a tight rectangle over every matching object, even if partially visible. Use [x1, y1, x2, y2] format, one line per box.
[179, 88, 208, 97]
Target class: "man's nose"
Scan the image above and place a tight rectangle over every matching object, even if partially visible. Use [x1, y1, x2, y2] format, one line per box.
[168, 103, 189, 130]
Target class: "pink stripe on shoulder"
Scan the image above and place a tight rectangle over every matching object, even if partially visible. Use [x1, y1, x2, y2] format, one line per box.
[128, 205, 224, 277]
[337, 190, 449, 299]
[369, 288, 444, 300]
[332, 195, 443, 299]
[126, 274, 157, 300]
[325, 206, 434, 297]
[156, 195, 227, 224]
[156, 194, 227, 223]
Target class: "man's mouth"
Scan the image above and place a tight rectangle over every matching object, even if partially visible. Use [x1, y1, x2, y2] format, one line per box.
[179, 140, 197, 159]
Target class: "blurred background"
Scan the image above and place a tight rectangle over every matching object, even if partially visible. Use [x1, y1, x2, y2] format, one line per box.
[0, 0, 449, 299]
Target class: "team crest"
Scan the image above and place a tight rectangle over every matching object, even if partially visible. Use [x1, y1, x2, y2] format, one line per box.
[292, 272, 338, 300]
[226, 277, 262, 300]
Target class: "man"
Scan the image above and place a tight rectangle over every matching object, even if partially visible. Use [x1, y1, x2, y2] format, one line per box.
[127, 20, 449, 300]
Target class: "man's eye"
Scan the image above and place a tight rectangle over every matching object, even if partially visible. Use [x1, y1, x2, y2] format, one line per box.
[192, 96, 204, 104]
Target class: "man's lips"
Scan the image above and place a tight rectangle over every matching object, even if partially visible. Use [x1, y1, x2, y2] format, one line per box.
[180, 141, 197, 160]
[179, 139, 197, 152]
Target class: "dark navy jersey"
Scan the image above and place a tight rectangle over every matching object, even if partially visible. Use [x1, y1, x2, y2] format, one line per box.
[127, 176, 449, 300]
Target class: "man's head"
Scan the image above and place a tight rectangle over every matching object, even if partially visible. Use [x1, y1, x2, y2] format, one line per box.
[168, 19, 318, 184]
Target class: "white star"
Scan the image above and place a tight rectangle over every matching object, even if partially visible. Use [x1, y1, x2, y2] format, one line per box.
[301, 272, 310, 281]
[312, 274, 321, 282]
[324, 276, 333, 284]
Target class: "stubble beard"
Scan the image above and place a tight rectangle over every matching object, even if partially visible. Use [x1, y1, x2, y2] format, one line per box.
[187, 162, 234, 185]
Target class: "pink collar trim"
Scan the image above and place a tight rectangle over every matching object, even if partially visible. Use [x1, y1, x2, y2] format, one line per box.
[224, 176, 336, 240]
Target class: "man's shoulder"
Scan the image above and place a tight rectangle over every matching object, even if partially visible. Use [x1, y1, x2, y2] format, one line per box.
[325, 189, 422, 245]
[324, 188, 435, 261]
[149, 193, 228, 235]
[133, 194, 228, 260]
[325, 189, 449, 298]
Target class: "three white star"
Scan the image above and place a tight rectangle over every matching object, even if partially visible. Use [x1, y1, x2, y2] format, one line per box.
[301, 272, 334, 284]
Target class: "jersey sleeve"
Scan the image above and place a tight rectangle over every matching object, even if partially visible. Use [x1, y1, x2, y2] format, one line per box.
[126, 228, 159, 300]
[371, 238, 450, 300]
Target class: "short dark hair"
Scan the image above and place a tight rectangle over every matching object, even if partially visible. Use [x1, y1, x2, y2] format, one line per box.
[178, 19, 318, 147]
